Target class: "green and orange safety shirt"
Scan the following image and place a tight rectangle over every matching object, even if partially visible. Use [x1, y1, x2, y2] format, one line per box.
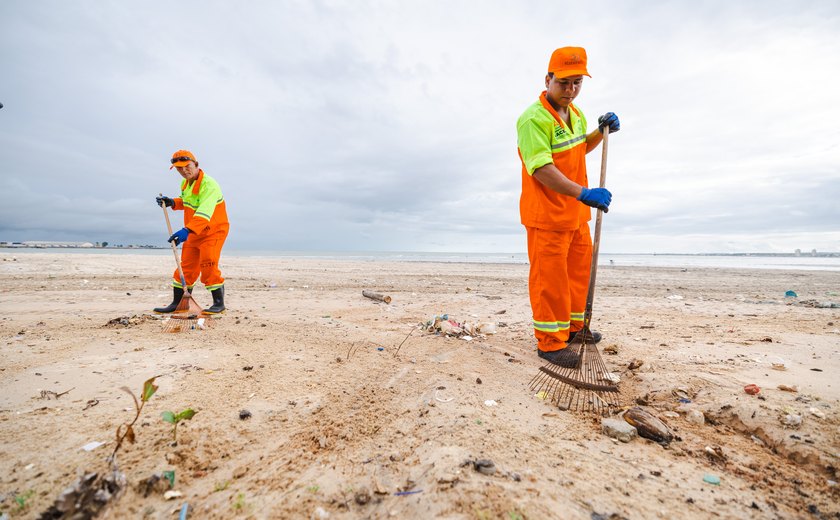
[173, 170, 230, 238]
[517, 92, 591, 231]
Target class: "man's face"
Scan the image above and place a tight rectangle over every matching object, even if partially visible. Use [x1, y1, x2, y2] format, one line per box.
[545, 74, 583, 109]
[175, 161, 200, 182]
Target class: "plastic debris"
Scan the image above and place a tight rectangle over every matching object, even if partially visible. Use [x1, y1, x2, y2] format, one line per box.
[784, 290, 797, 298]
[744, 384, 760, 395]
[770, 357, 787, 371]
[809, 407, 826, 419]
[422, 315, 496, 339]
[164, 490, 183, 500]
[179, 503, 189, 520]
[782, 414, 802, 427]
[535, 391, 548, 400]
[376, 347, 384, 351]
[434, 390, 454, 403]
[484, 400, 498, 407]
[777, 384, 798, 392]
[703, 474, 721, 485]
[81, 441, 106, 452]
[394, 489, 423, 496]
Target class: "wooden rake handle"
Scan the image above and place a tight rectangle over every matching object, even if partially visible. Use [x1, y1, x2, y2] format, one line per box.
[160, 193, 188, 289]
[582, 128, 609, 330]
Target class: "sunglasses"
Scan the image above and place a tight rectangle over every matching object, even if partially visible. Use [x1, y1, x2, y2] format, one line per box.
[170, 157, 193, 164]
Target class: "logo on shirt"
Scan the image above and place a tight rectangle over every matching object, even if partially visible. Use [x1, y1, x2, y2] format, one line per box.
[554, 125, 566, 139]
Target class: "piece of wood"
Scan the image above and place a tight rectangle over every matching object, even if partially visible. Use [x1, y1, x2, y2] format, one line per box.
[362, 290, 391, 304]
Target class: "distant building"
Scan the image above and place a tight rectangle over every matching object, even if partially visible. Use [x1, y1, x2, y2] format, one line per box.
[21, 241, 94, 248]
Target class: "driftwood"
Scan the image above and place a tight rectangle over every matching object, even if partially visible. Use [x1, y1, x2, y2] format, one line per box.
[362, 290, 391, 304]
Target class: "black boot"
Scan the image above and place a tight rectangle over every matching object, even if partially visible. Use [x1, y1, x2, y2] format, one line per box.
[153, 287, 192, 313]
[204, 286, 225, 314]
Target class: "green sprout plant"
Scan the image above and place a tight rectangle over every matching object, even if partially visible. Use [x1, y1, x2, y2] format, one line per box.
[15, 489, 35, 511]
[161, 408, 197, 443]
[110, 376, 159, 465]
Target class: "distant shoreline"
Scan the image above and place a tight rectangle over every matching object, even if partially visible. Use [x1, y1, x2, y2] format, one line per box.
[0, 245, 837, 257]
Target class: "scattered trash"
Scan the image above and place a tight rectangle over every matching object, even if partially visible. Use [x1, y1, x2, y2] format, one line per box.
[39, 470, 125, 518]
[179, 503, 189, 520]
[82, 399, 99, 410]
[535, 391, 548, 400]
[782, 414, 802, 428]
[603, 373, 621, 384]
[777, 384, 798, 393]
[475, 378, 482, 384]
[809, 407, 826, 419]
[484, 400, 498, 407]
[744, 384, 760, 395]
[164, 490, 183, 500]
[394, 489, 423, 496]
[421, 314, 496, 339]
[376, 347, 384, 351]
[784, 290, 797, 298]
[622, 407, 674, 445]
[770, 357, 787, 371]
[472, 459, 496, 475]
[602, 344, 619, 355]
[628, 358, 644, 370]
[686, 410, 705, 425]
[239, 409, 252, 420]
[81, 441, 106, 452]
[602, 417, 637, 443]
[666, 294, 684, 300]
[704, 445, 726, 462]
[163, 470, 175, 488]
[703, 474, 721, 485]
[434, 390, 454, 403]
[196, 318, 206, 330]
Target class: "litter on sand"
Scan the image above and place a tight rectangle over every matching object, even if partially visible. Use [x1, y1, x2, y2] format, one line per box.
[81, 441, 106, 452]
[421, 314, 497, 339]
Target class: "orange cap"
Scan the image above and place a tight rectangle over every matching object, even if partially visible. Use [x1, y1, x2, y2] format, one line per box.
[548, 47, 590, 79]
[170, 149, 197, 169]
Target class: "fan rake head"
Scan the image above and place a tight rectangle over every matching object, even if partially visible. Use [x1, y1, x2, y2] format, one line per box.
[530, 342, 622, 416]
[163, 313, 213, 333]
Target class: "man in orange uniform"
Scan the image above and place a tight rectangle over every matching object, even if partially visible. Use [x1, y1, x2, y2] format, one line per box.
[516, 47, 619, 368]
[154, 149, 230, 314]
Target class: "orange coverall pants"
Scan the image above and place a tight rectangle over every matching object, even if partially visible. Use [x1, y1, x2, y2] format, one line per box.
[172, 230, 228, 291]
[526, 222, 592, 352]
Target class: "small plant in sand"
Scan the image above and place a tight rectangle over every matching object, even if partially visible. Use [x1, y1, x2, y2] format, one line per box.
[15, 489, 35, 511]
[110, 376, 160, 465]
[161, 408, 197, 443]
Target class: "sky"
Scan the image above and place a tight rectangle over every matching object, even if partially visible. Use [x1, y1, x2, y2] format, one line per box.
[1, 0, 839, 254]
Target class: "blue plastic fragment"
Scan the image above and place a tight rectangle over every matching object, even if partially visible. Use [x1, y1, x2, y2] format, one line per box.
[785, 290, 797, 298]
[377, 347, 384, 351]
[394, 489, 423, 496]
[678, 398, 692, 404]
[179, 503, 189, 520]
[703, 474, 720, 485]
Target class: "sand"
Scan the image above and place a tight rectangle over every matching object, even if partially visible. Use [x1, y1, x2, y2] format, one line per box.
[0, 252, 838, 519]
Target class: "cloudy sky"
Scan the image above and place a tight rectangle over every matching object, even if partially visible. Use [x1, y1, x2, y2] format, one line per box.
[1, 0, 838, 253]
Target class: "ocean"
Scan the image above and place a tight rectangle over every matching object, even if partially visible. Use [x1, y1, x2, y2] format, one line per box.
[4, 248, 840, 271]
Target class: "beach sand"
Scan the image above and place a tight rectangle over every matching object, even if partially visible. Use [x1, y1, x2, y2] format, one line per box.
[0, 252, 838, 519]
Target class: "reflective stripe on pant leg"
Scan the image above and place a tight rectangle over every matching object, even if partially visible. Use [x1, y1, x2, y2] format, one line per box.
[568, 221, 593, 332]
[526, 226, 574, 351]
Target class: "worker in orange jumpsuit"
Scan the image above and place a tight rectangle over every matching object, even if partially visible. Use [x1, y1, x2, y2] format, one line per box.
[516, 47, 619, 368]
[154, 149, 230, 314]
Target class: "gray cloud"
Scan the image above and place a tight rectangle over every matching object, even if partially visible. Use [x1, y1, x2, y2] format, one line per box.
[1, 0, 839, 253]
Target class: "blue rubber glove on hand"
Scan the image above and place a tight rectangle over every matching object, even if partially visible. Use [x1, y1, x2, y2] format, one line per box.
[156, 196, 174, 208]
[168, 227, 190, 246]
[597, 112, 620, 134]
[577, 187, 612, 212]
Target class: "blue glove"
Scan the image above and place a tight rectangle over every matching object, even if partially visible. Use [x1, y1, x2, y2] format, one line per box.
[577, 187, 612, 212]
[168, 227, 190, 246]
[597, 112, 620, 134]
[156, 196, 174, 208]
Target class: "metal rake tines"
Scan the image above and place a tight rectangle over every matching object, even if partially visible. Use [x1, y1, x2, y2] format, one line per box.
[529, 344, 622, 415]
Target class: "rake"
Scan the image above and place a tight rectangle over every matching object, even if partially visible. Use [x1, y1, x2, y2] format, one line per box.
[529, 128, 621, 416]
[159, 194, 210, 333]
